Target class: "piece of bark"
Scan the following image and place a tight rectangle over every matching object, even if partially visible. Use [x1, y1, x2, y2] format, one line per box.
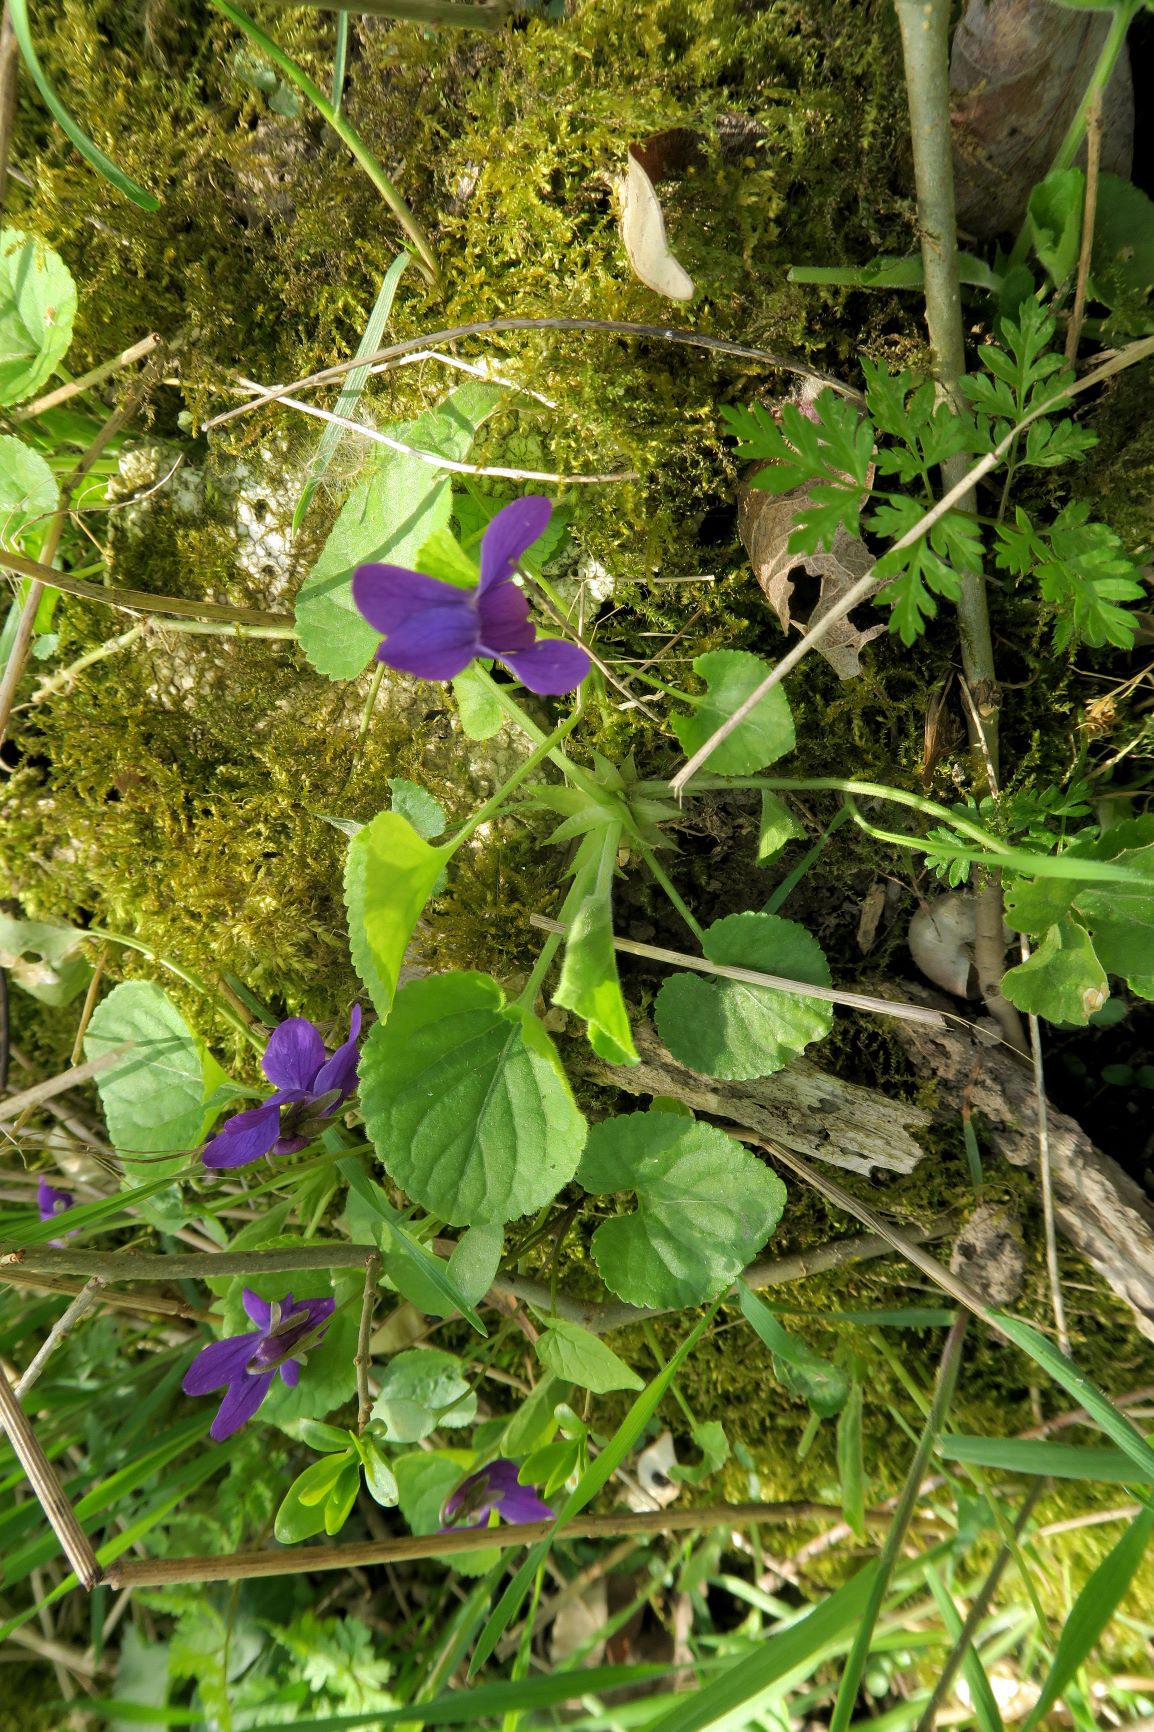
[891, 992, 1154, 1342]
[739, 482, 885, 680]
[586, 1019, 931, 1177]
[950, 0, 1133, 240]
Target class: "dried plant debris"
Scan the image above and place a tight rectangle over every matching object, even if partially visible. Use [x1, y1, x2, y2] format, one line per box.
[738, 480, 884, 679]
[616, 143, 696, 302]
[909, 892, 986, 999]
[950, 1203, 1025, 1308]
[950, 0, 1133, 240]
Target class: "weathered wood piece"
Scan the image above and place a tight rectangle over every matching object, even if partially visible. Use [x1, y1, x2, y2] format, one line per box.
[589, 1020, 932, 1177]
[891, 1005, 1154, 1343]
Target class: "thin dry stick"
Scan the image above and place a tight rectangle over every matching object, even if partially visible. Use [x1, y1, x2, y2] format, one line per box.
[251, 388, 638, 486]
[0, 1045, 130, 1126]
[956, 677, 1026, 1055]
[11, 334, 163, 421]
[669, 334, 1154, 797]
[202, 318, 866, 432]
[529, 913, 946, 1028]
[0, 1270, 207, 1319]
[1065, 92, 1103, 366]
[69, 945, 108, 1067]
[356, 1251, 381, 1432]
[1023, 947, 1070, 1355]
[0, 1244, 383, 1280]
[103, 1498, 907, 1589]
[0, 1361, 101, 1590]
[914, 1481, 1045, 1732]
[14, 1279, 105, 1399]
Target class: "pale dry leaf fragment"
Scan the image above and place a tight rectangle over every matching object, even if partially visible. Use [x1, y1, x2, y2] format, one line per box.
[738, 480, 884, 680]
[950, 1203, 1025, 1308]
[549, 1583, 608, 1667]
[624, 1429, 681, 1511]
[907, 892, 1008, 999]
[856, 881, 887, 954]
[617, 151, 694, 302]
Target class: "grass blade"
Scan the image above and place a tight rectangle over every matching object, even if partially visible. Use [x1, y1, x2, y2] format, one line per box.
[8, 0, 159, 209]
[924, 1561, 1005, 1732]
[330, 10, 349, 112]
[938, 1436, 1151, 1482]
[646, 1562, 879, 1732]
[1024, 1504, 1154, 1729]
[838, 1379, 866, 1538]
[293, 251, 410, 531]
[993, 1314, 1154, 1483]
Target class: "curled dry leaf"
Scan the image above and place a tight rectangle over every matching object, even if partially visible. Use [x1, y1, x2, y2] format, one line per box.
[624, 1428, 681, 1511]
[738, 476, 884, 680]
[950, 0, 1133, 240]
[616, 148, 694, 302]
[908, 891, 1009, 999]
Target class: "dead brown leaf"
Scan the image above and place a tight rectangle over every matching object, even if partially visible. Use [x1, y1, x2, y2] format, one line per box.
[738, 477, 884, 680]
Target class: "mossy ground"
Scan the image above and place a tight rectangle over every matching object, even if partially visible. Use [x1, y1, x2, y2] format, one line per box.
[4, 0, 1154, 1642]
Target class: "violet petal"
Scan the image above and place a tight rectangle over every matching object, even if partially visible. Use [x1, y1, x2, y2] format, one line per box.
[372, 608, 480, 681]
[352, 564, 468, 634]
[498, 1481, 555, 1524]
[210, 1370, 275, 1441]
[202, 1101, 282, 1170]
[182, 1331, 261, 1396]
[279, 1359, 301, 1388]
[312, 1004, 363, 1103]
[501, 638, 591, 695]
[262, 1018, 325, 1092]
[479, 497, 553, 594]
[477, 581, 536, 656]
[242, 1289, 273, 1329]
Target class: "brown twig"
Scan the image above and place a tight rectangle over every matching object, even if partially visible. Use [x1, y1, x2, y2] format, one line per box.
[103, 1498, 922, 1590]
[0, 1045, 130, 1126]
[0, 1269, 208, 1318]
[10, 334, 163, 421]
[356, 1251, 381, 1432]
[14, 1279, 105, 1398]
[0, 545, 294, 629]
[0, 1361, 101, 1589]
[1065, 92, 1103, 367]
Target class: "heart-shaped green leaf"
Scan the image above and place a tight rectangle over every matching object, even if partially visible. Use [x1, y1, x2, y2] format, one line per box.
[535, 1318, 643, 1394]
[672, 650, 795, 776]
[577, 1111, 787, 1309]
[371, 1348, 476, 1443]
[345, 810, 452, 1021]
[0, 230, 78, 406]
[84, 980, 213, 1157]
[1001, 919, 1108, 1024]
[359, 972, 587, 1226]
[654, 911, 833, 1079]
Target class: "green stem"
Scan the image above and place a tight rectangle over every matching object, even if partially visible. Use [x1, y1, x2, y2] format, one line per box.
[444, 705, 585, 854]
[211, 0, 441, 287]
[516, 930, 564, 1010]
[893, 0, 996, 770]
[634, 840, 705, 946]
[829, 1316, 969, 1732]
[472, 669, 607, 805]
[330, 10, 349, 113]
[357, 661, 386, 747]
[82, 927, 264, 1050]
[1, 1245, 377, 1281]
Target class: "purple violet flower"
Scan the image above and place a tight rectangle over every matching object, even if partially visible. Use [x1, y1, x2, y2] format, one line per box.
[441, 1458, 555, 1531]
[203, 1007, 362, 1171]
[38, 1177, 76, 1247]
[351, 496, 590, 695]
[182, 1289, 336, 1441]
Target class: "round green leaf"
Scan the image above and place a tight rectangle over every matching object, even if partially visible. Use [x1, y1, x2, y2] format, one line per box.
[654, 911, 833, 1080]
[577, 1111, 788, 1310]
[0, 230, 78, 407]
[370, 1348, 476, 1443]
[1001, 919, 1108, 1025]
[672, 650, 795, 776]
[359, 971, 587, 1226]
[83, 980, 209, 1155]
[0, 434, 58, 539]
[535, 1318, 643, 1395]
